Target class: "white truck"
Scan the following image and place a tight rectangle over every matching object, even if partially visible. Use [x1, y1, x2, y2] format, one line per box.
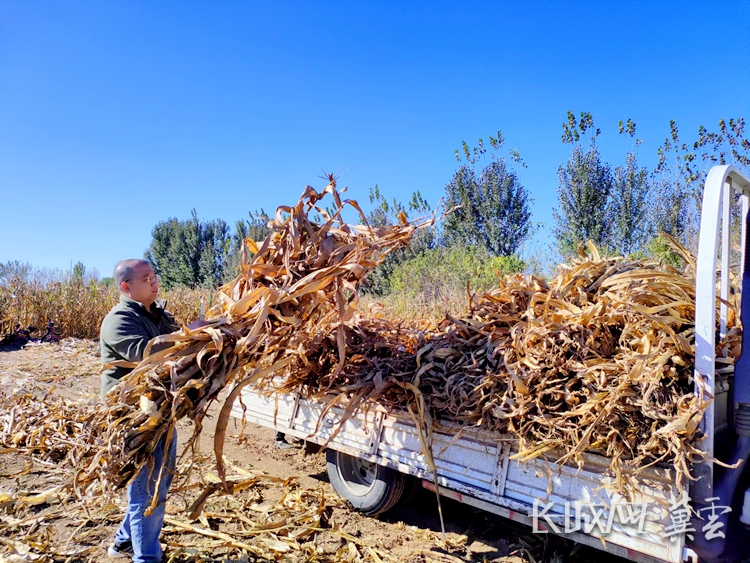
[232, 165, 750, 563]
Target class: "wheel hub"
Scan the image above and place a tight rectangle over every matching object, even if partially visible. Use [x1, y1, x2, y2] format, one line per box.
[337, 451, 377, 495]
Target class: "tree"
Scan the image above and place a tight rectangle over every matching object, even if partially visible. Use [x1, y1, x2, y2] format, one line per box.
[609, 152, 650, 254]
[72, 261, 86, 282]
[388, 245, 526, 304]
[650, 121, 700, 247]
[648, 118, 750, 250]
[145, 210, 231, 289]
[198, 219, 231, 288]
[444, 132, 532, 256]
[146, 215, 198, 288]
[607, 120, 651, 255]
[553, 111, 613, 255]
[366, 186, 431, 228]
[686, 117, 750, 205]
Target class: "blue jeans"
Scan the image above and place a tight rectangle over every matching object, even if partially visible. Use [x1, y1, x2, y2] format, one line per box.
[114, 431, 177, 563]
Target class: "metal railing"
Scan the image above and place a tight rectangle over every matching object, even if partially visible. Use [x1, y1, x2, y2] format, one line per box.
[693, 165, 750, 503]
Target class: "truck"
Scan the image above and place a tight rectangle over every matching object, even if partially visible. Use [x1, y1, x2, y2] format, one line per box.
[231, 165, 750, 563]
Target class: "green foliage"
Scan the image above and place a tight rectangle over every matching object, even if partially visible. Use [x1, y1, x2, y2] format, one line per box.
[366, 185, 430, 228]
[72, 261, 86, 282]
[145, 210, 231, 289]
[562, 110, 600, 144]
[445, 133, 532, 256]
[687, 117, 750, 200]
[455, 131, 508, 165]
[362, 187, 434, 296]
[553, 142, 613, 256]
[651, 118, 750, 249]
[555, 112, 661, 257]
[244, 209, 274, 242]
[389, 245, 525, 303]
[554, 111, 745, 258]
[651, 120, 699, 244]
[609, 152, 651, 255]
[618, 118, 636, 137]
[101, 277, 116, 288]
[645, 235, 684, 269]
[198, 220, 231, 287]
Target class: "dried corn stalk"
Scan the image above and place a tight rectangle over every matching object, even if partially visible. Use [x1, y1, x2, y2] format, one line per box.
[73, 180, 422, 498]
[0, 390, 98, 468]
[63, 182, 735, 501]
[265, 243, 722, 495]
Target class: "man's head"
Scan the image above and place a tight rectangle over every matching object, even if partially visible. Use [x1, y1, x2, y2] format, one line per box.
[114, 259, 160, 309]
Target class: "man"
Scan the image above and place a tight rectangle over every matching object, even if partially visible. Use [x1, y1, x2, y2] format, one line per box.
[100, 259, 203, 562]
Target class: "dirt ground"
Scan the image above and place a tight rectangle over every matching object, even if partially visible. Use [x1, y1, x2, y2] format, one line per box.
[0, 340, 693, 563]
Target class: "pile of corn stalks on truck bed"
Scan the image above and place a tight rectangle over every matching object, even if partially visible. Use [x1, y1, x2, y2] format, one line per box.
[3, 180, 739, 505]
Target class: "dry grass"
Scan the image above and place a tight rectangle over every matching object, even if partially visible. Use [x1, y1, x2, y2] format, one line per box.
[0, 278, 212, 339]
[359, 288, 471, 325]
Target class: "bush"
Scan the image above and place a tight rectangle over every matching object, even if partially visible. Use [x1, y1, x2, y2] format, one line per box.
[375, 246, 525, 320]
[362, 228, 435, 296]
[645, 235, 684, 269]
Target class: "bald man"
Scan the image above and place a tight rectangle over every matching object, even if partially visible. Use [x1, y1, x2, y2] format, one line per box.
[100, 259, 179, 399]
[100, 259, 203, 562]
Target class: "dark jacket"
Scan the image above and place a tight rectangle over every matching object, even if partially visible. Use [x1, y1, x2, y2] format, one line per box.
[100, 295, 179, 399]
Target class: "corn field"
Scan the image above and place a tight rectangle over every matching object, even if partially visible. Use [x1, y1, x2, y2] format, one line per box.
[0, 276, 212, 339]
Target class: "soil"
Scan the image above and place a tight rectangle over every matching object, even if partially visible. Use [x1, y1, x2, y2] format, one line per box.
[0, 340, 725, 563]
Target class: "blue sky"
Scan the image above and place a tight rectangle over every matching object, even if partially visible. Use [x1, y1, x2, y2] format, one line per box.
[1, 1, 748, 277]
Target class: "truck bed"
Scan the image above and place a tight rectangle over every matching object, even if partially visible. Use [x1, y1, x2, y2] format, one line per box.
[233, 386, 688, 563]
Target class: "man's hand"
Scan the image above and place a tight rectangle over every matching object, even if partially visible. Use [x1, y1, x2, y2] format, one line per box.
[187, 319, 210, 330]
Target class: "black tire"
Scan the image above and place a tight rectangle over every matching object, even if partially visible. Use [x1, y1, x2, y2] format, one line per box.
[395, 473, 422, 508]
[326, 449, 406, 516]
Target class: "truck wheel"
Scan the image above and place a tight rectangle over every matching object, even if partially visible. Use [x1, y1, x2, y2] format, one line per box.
[396, 473, 422, 508]
[326, 449, 406, 515]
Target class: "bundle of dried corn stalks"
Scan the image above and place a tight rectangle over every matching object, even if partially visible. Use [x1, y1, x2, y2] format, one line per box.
[55, 181, 735, 501]
[418, 242, 721, 494]
[265, 242, 727, 495]
[71, 181, 422, 499]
